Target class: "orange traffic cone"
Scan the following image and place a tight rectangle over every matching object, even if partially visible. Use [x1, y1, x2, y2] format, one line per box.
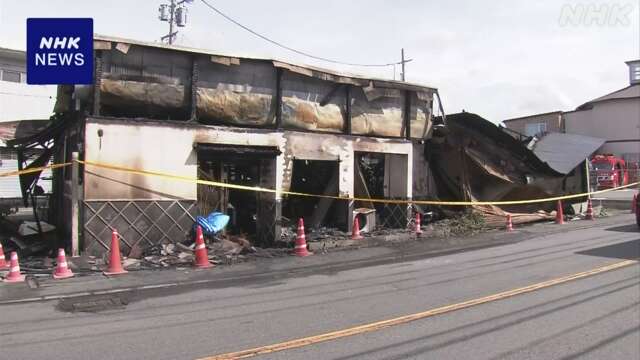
[294, 218, 312, 257]
[103, 230, 128, 275]
[415, 212, 423, 235]
[632, 194, 637, 214]
[506, 214, 514, 231]
[0, 242, 8, 270]
[3, 252, 25, 283]
[585, 198, 594, 220]
[351, 216, 363, 240]
[556, 200, 565, 225]
[194, 225, 213, 269]
[52, 248, 74, 279]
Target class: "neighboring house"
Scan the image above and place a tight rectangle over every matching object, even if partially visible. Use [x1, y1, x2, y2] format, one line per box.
[503, 60, 640, 164]
[501, 111, 563, 137]
[0, 47, 56, 199]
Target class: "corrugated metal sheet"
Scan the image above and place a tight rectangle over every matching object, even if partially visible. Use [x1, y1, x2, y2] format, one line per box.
[0, 158, 21, 197]
[0, 157, 53, 198]
[532, 133, 605, 174]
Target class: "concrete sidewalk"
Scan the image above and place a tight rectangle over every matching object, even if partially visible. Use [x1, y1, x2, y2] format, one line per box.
[1, 212, 636, 305]
[592, 188, 638, 210]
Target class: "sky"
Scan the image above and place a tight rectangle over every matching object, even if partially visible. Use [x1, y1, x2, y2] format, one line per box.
[1, 0, 639, 121]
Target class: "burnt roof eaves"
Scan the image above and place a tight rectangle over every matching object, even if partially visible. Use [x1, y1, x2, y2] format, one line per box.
[0, 119, 50, 145]
[94, 34, 437, 92]
[5, 117, 71, 148]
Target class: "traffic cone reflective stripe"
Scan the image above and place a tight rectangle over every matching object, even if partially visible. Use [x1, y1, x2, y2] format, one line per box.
[3, 252, 25, 283]
[506, 214, 514, 231]
[556, 200, 564, 225]
[351, 216, 363, 240]
[415, 212, 423, 234]
[53, 248, 74, 279]
[294, 218, 312, 257]
[194, 225, 213, 269]
[103, 230, 128, 275]
[585, 198, 594, 220]
[0, 243, 8, 269]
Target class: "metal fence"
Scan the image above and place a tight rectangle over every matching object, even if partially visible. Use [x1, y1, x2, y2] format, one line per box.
[83, 200, 197, 256]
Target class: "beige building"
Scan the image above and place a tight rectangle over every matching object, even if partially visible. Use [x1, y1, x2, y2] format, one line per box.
[503, 60, 640, 163]
[501, 111, 563, 137]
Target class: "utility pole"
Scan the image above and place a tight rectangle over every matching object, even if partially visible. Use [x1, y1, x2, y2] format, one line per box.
[401, 48, 406, 81]
[399, 48, 412, 82]
[158, 0, 193, 44]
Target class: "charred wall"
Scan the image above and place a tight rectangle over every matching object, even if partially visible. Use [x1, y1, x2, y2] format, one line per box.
[80, 117, 415, 254]
[87, 38, 435, 141]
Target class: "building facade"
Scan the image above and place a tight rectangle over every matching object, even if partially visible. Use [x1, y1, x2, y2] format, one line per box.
[13, 35, 443, 255]
[501, 111, 563, 137]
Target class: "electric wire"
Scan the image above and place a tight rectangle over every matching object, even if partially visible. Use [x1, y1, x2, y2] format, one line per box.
[199, 0, 404, 68]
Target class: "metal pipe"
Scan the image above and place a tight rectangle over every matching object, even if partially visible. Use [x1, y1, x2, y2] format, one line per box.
[71, 152, 80, 257]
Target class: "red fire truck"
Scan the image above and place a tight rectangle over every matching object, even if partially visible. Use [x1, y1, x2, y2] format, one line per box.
[591, 155, 630, 189]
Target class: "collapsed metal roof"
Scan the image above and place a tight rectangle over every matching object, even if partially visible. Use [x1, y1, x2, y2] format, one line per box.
[443, 112, 561, 175]
[0, 119, 49, 147]
[531, 132, 605, 174]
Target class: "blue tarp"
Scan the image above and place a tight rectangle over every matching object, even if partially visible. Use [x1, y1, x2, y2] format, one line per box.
[195, 212, 230, 235]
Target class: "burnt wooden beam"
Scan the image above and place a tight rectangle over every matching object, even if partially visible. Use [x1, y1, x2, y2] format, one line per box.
[404, 90, 411, 139]
[319, 83, 344, 106]
[92, 51, 103, 116]
[190, 56, 199, 121]
[344, 85, 352, 134]
[275, 68, 283, 129]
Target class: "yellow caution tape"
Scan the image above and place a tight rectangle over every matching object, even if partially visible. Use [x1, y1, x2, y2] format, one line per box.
[0, 162, 72, 178]
[79, 160, 640, 206]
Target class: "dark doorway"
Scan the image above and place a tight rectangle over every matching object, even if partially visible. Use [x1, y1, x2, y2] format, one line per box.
[283, 159, 342, 230]
[355, 152, 409, 229]
[196, 144, 279, 244]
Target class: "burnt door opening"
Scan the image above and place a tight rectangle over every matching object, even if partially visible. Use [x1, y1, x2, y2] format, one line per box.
[196, 144, 279, 245]
[355, 152, 409, 228]
[283, 159, 342, 230]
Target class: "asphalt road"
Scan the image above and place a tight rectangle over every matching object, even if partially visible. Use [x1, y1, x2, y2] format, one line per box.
[1, 217, 639, 360]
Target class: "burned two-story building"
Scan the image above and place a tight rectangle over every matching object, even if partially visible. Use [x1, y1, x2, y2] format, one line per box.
[11, 35, 443, 256]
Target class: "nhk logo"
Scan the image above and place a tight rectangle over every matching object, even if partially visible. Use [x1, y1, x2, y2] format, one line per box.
[35, 37, 85, 66]
[558, 2, 635, 27]
[27, 18, 93, 84]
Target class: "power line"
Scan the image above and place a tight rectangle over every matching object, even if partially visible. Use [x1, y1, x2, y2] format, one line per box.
[199, 0, 405, 68]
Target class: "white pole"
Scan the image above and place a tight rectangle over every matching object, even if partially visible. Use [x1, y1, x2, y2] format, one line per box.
[71, 152, 80, 257]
